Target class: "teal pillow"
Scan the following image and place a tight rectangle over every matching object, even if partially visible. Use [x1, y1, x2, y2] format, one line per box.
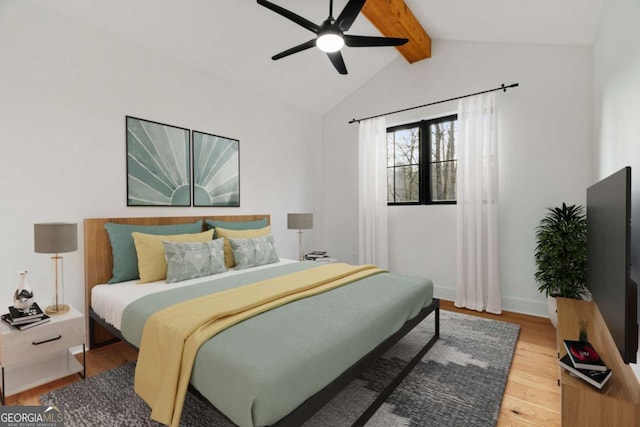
[228, 235, 279, 270]
[163, 239, 227, 284]
[204, 218, 268, 238]
[104, 220, 203, 283]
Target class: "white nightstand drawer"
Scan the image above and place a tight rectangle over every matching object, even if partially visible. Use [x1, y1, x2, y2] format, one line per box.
[0, 307, 84, 368]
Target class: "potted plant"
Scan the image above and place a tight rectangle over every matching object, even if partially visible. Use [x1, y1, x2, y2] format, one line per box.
[534, 203, 588, 327]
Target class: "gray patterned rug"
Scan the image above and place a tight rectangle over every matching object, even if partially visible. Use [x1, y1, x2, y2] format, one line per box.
[41, 310, 519, 427]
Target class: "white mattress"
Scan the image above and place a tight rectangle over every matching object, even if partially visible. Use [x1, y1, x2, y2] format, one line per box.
[91, 259, 299, 331]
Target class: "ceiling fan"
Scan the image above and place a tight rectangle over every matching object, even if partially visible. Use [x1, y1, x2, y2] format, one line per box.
[257, 0, 409, 75]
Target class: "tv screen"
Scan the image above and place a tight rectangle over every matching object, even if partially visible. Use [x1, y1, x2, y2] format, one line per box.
[586, 166, 638, 364]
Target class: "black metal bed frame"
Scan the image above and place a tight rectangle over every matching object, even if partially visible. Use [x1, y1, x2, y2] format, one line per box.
[88, 298, 440, 426]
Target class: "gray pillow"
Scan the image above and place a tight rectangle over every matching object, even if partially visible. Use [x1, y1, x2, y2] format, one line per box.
[163, 238, 226, 283]
[228, 235, 279, 270]
[104, 220, 203, 283]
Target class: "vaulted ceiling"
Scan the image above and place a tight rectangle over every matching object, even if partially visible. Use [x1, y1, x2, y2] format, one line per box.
[38, 0, 605, 115]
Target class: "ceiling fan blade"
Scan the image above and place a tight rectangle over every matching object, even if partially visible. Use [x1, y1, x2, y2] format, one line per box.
[327, 51, 348, 75]
[344, 34, 409, 47]
[335, 0, 367, 32]
[257, 0, 319, 34]
[272, 39, 317, 60]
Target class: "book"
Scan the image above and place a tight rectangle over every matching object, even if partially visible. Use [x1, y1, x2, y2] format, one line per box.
[305, 253, 328, 260]
[559, 354, 612, 389]
[8, 302, 45, 324]
[14, 314, 51, 330]
[563, 340, 608, 371]
[2, 312, 51, 330]
[6, 314, 46, 325]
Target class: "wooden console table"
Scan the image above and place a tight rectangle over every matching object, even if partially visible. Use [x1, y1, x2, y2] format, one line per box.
[556, 297, 640, 426]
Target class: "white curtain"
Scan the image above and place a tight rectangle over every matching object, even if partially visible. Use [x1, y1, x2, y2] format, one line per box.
[358, 117, 388, 269]
[455, 93, 501, 314]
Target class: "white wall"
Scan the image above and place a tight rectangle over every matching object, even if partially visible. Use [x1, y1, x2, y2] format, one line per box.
[0, 2, 321, 312]
[593, 0, 640, 375]
[0, 2, 598, 322]
[321, 40, 593, 316]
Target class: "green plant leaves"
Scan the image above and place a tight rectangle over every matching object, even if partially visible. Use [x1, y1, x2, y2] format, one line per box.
[534, 203, 588, 299]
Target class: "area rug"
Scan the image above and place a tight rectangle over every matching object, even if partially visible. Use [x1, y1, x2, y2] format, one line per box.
[41, 310, 519, 427]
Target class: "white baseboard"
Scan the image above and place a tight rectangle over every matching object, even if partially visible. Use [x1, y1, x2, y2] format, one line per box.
[434, 286, 549, 318]
[433, 286, 456, 302]
[501, 296, 548, 318]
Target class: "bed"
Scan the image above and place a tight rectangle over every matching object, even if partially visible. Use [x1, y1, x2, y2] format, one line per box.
[84, 215, 439, 427]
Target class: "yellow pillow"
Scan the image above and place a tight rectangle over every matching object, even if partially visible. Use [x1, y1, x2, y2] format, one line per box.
[215, 226, 271, 268]
[132, 229, 214, 283]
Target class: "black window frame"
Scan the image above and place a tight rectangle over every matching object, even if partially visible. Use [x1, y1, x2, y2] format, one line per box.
[387, 114, 458, 206]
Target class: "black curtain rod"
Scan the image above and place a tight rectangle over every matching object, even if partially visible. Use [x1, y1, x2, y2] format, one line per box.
[348, 82, 519, 124]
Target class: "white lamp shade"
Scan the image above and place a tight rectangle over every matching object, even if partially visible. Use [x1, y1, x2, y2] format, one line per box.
[287, 213, 313, 230]
[34, 223, 78, 254]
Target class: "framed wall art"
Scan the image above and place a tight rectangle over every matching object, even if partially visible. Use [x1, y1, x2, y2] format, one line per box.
[192, 130, 240, 207]
[126, 116, 191, 206]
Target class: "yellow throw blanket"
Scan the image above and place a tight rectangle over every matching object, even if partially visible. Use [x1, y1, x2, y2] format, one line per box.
[134, 263, 384, 427]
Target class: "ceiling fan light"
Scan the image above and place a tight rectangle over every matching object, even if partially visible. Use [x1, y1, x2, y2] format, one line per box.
[316, 33, 344, 53]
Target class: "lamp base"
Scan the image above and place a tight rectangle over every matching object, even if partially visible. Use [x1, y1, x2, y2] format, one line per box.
[297, 230, 304, 261]
[45, 304, 70, 315]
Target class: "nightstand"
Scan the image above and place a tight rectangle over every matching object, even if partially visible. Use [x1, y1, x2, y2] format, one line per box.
[0, 305, 85, 404]
[314, 258, 338, 264]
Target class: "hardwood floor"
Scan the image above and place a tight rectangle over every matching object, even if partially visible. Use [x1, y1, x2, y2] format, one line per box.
[5, 301, 560, 426]
[4, 342, 138, 406]
[441, 300, 561, 427]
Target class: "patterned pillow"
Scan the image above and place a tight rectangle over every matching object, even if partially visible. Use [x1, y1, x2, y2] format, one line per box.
[215, 226, 272, 268]
[163, 239, 227, 283]
[132, 229, 214, 283]
[228, 235, 279, 270]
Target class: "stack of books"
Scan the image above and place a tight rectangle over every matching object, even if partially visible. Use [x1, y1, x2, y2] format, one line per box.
[305, 252, 338, 263]
[305, 251, 328, 261]
[559, 339, 612, 389]
[1, 302, 50, 330]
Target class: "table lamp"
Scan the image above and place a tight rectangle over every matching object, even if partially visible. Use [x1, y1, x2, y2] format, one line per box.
[34, 222, 77, 315]
[287, 213, 313, 261]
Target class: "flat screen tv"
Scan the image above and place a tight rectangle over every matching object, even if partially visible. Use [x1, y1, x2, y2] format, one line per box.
[586, 166, 638, 364]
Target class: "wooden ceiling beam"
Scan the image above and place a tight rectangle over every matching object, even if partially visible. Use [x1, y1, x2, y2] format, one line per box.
[361, 0, 431, 64]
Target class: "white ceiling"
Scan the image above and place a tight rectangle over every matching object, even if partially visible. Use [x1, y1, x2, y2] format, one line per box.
[40, 0, 606, 115]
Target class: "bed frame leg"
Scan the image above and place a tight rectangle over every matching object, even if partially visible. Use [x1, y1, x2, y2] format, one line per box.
[88, 316, 96, 350]
[88, 308, 126, 349]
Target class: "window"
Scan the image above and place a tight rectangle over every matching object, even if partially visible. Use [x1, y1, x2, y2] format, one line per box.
[387, 114, 458, 205]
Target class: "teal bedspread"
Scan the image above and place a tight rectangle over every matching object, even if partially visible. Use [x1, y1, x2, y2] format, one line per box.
[121, 262, 433, 427]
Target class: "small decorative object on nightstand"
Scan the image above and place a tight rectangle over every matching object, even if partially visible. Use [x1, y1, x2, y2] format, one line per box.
[304, 251, 337, 263]
[13, 271, 34, 312]
[3, 302, 50, 330]
[34, 222, 78, 315]
[0, 305, 85, 404]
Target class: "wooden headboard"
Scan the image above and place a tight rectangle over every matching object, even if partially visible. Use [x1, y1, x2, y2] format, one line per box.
[84, 215, 270, 346]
